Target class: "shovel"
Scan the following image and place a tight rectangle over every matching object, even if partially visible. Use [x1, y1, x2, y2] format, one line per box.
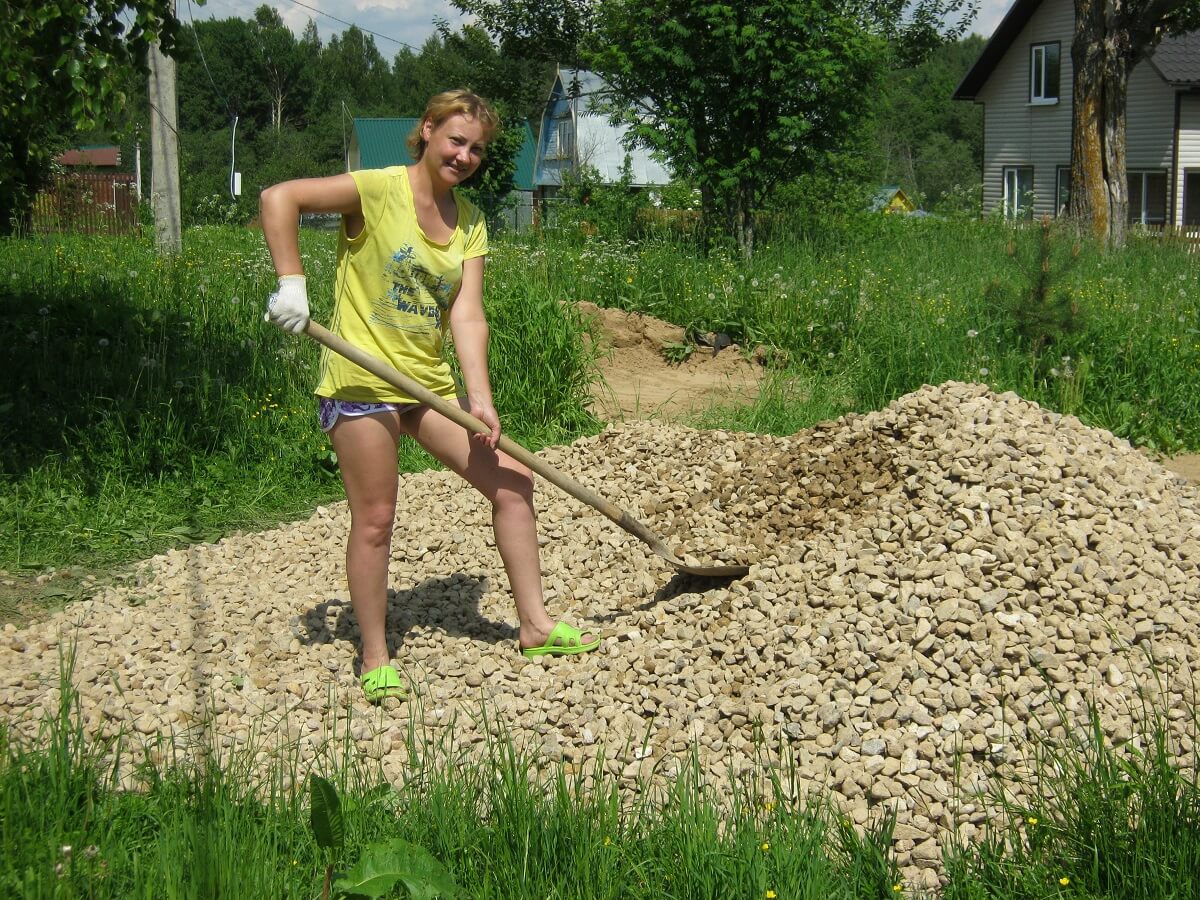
[306, 322, 750, 579]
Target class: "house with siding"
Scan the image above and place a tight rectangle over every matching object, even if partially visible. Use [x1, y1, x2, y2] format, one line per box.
[346, 118, 539, 229]
[534, 68, 672, 202]
[953, 0, 1200, 227]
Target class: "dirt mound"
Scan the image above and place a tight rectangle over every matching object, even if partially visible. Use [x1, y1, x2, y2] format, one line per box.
[577, 301, 765, 421]
[2, 382, 1199, 890]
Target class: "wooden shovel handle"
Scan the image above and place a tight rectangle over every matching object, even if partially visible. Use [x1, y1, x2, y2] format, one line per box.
[304, 322, 675, 558]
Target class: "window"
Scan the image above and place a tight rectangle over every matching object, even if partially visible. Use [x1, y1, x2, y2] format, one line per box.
[1030, 43, 1061, 103]
[546, 118, 573, 160]
[1056, 166, 1071, 216]
[1184, 171, 1200, 227]
[1003, 166, 1034, 218]
[1127, 171, 1167, 225]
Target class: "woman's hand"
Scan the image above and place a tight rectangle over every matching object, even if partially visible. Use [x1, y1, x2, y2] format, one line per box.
[469, 398, 501, 449]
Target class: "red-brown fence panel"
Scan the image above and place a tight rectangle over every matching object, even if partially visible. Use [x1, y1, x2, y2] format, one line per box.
[32, 172, 138, 236]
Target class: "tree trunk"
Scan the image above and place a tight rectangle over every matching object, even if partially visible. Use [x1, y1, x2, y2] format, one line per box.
[1069, 0, 1133, 247]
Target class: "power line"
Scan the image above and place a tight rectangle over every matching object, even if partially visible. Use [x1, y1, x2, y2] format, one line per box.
[276, 0, 424, 51]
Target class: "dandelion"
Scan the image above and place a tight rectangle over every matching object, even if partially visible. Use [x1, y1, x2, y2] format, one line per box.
[626, 276, 633, 284]
[707, 292, 715, 300]
[127, 269, 138, 279]
[603, 836, 612, 846]
[979, 367, 989, 376]
[83, 846, 98, 859]
[967, 329, 979, 338]
[38, 306, 50, 316]
[766, 892, 777, 899]
[761, 841, 770, 852]
[1059, 876, 1070, 886]
[893, 885, 903, 893]
[826, 351, 834, 358]
[751, 278, 759, 287]
[98, 338, 109, 347]
[60, 846, 72, 856]
[936, 316, 946, 325]
[174, 380, 184, 389]
[1027, 816, 1039, 825]
[763, 801, 775, 812]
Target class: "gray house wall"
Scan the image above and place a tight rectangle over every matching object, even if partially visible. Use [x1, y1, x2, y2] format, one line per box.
[971, 0, 1193, 221]
[977, 0, 1073, 217]
[1176, 95, 1200, 226]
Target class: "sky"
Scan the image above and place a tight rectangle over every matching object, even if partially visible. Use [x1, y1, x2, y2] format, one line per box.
[188, 0, 1017, 56]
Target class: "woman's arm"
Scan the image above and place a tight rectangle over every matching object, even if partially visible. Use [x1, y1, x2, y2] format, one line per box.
[448, 255, 499, 447]
[260, 174, 363, 277]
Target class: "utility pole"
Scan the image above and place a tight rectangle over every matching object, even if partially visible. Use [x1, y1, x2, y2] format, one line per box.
[148, 0, 181, 254]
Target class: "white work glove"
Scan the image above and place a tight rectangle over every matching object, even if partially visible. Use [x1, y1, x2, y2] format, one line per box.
[264, 275, 310, 334]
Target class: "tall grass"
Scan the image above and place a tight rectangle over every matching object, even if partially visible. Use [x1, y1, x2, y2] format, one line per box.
[522, 215, 1200, 448]
[0, 227, 597, 573]
[1, 660, 903, 898]
[4, 660, 1199, 897]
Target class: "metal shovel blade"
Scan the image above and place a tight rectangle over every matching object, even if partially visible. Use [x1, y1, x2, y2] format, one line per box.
[306, 322, 751, 579]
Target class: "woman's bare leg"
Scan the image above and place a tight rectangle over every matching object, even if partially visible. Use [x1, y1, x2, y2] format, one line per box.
[402, 405, 595, 649]
[328, 412, 403, 673]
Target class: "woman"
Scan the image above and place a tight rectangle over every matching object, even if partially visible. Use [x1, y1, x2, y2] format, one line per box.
[261, 90, 599, 703]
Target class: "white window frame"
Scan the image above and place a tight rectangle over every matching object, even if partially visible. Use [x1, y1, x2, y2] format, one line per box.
[1003, 166, 1035, 218]
[1030, 42, 1061, 105]
[1128, 170, 1168, 225]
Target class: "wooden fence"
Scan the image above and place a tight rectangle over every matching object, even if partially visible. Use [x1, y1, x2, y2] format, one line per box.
[1141, 223, 1200, 253]
[32, 172, 138, 236]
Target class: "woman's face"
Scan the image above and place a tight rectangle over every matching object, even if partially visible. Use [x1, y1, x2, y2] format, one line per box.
[421, 113, 488, 185]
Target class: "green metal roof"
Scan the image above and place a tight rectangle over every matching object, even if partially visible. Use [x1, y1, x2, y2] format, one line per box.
[352, 118, 536, 191]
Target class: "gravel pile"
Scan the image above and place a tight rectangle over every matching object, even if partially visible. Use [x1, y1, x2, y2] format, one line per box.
[3, 381, 1199, 888]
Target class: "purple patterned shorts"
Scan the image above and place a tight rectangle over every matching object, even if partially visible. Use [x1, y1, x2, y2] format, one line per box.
[317, 397, 419, 433]
[317, 395, 469, 432]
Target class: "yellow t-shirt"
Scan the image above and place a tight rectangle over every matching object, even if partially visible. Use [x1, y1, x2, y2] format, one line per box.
[315, 166, 489, 403]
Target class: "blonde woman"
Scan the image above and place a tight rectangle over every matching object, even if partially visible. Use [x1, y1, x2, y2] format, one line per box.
[260, 90, 599, 703]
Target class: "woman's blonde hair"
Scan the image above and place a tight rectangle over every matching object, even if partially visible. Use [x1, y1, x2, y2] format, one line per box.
[407, 90, 499, 159]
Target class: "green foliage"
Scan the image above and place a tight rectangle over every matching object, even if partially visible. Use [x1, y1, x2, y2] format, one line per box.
[587, 0, 891, 257]
[333, 839, 461, 898]
[986, 219, 1086, 363]
[310, 775, 345, 852]
[554, 159, 650, 242]
[0, 0, 181, 234]
[870, 34, 985, 208]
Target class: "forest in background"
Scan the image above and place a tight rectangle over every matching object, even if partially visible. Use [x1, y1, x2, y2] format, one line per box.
[79, 6, 986, 228]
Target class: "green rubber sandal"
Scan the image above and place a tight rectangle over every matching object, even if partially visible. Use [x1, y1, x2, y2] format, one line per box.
[361, 664, 407, 703]
[521, 622, 601, 659]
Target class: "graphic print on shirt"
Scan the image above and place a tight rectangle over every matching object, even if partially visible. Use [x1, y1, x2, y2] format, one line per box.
[368, 244, 453, 332]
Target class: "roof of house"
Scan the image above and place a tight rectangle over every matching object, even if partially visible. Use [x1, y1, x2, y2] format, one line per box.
[870, 185, 915, 211]
[1146, 31, 1200, 84]
[954, 0, 1200, 99]
[57, 145, 121, 167]
[351, 118, 537, 191]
